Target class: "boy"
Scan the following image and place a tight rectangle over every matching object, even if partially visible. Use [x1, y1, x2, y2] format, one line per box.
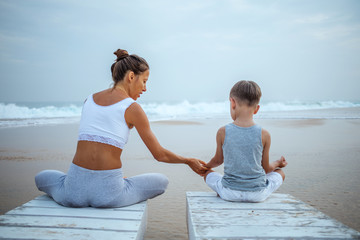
[204, 80, 287, 202]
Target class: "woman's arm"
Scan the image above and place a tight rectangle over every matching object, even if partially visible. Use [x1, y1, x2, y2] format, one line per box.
[206, 127, 225, 169]
[125, 103, 208, 175]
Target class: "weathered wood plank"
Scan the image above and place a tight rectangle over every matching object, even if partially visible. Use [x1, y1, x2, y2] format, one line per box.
[187, 192, 313, 211]
[0, 226, 137, 240]
[23, 195, 146, 212]
[188, 200, 313, 211]
[0, 215, 141, 231]
[5, 205, 143, 220]
[190, 209, 347, 228]
[0, 195, 148, 240]
[191, 225, 360, 239]
[187, 192, 360, 240]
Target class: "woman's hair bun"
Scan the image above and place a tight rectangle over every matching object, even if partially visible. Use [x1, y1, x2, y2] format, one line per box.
[114, 49, 129, 62]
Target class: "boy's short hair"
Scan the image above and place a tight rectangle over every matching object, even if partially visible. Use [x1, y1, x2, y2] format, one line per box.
[230, 80, 262, 106]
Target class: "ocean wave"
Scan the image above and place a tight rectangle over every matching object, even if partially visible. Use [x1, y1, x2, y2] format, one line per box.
[142, 100, 228, 120]
[0, 100, 359, 128]
[261, 100, 360, 111]
[0, 103, 82, 119]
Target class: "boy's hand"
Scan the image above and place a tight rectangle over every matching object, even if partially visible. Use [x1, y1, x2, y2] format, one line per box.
[278, 156, 288, 168]
[186, 158, 209, 176]
[204, 163, 212, 169]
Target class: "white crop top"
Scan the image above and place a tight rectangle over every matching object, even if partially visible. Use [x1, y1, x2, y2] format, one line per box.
[78, 94, 135, 149]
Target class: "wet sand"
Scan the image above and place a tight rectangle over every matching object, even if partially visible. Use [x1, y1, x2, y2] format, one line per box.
[0, 117, 360, 239]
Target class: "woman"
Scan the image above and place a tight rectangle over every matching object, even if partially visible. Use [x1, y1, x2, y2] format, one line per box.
[35, 49, 207, 208]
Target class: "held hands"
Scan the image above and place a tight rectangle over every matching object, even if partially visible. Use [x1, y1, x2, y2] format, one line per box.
[186, 158, 209, 176]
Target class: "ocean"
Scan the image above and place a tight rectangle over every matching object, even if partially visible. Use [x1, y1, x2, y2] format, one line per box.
[1, 100, 360, 128]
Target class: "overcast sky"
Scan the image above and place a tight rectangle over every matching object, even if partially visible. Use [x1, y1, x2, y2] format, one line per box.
[0, 0, 359, 103]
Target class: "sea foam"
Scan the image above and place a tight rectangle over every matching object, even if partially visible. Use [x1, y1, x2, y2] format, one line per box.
[0, 100, 359, 128]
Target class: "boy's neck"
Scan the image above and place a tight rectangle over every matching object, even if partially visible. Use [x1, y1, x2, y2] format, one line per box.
[233, 116, 255, 128]
[232, 105, 256, 128]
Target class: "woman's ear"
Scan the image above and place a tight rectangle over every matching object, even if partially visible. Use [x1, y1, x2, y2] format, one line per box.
[128, 71, 135, 83]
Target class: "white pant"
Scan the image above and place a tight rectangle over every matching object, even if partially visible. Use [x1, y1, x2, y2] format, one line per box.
[206, 171, 283, 202]
[35, 163, 169, 208]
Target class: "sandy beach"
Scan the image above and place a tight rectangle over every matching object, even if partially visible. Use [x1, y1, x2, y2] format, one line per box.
[1, 116, 360, 239]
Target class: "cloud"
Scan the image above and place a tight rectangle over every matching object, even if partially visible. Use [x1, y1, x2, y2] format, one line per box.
[294, 14, 330, 24]
[0, 33, 36, 63]
[1, 0, 360, 102]
[310, 24, 360, 41]
[0, 33, 35, 46]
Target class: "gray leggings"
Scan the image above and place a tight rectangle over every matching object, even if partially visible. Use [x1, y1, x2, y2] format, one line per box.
[35, 163, 169, 208]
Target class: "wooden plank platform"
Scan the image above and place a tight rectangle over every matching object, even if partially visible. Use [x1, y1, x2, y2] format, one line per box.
[186, 192, 360, 240]
[0, 195, 147, 240]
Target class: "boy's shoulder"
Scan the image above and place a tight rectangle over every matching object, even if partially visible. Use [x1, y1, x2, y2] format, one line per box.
[216, 126, 226, 142]
[217, 125, 226, 135]
[261, 127, 270, 136]
[261, 127, 271, 144]
[224, 123, 269, 137]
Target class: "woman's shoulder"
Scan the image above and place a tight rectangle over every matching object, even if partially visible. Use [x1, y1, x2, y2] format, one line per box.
[126, 101, 143, 114]
[124, 102, 150, 128]
[92, 88, 112, 100]
[92, 89, 135, 107]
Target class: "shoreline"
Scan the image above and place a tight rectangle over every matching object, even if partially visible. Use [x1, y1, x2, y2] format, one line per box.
[1, 106, 360, 129]
[0, 117, 360, 239]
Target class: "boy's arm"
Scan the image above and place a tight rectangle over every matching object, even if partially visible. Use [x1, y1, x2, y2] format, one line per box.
[206, 126, 225, 169]
[262, 128, 287, 173]
[261, 129, 272, 173]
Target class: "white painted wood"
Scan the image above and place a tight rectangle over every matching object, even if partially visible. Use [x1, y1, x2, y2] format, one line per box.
[0, 195, 147, 240]
[0, 215, 141, 231]
[0, 226, 137, 240]
[187, 192, 360, 240]
[191, 225, 360, 239]
[190, 209, 347, 227]
[23, 195, 146, 212]
[5, 206, 144, 220]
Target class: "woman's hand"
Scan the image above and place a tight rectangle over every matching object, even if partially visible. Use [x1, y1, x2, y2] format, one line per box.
[186, 158, 209, 176]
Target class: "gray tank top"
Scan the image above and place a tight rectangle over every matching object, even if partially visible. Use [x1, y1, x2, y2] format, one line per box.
[221, 123, 267, 191]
